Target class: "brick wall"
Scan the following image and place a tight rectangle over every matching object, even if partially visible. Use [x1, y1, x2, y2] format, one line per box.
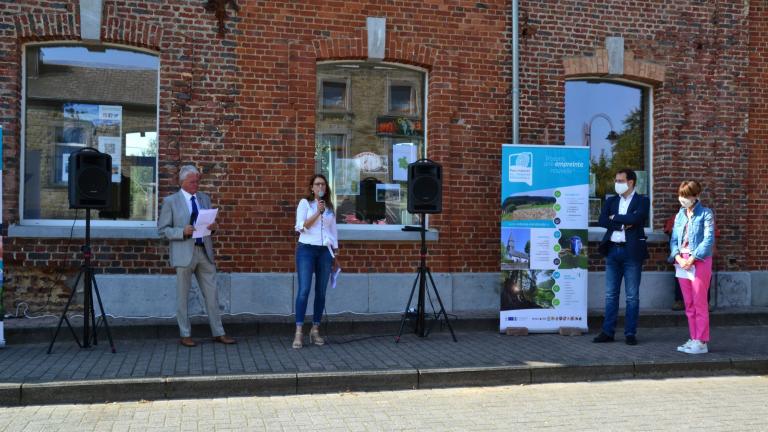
[0, 1, 762, 312]
[518, 1, 751, 271]
[747, 1, 768, 269]
[1, 1, 512, 310]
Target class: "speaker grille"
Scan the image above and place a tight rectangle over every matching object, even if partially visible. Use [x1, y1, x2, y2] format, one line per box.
[407, 159, 442, 214]
[68, 149, 112, 209]
[77, 167, 110, 199]
[412, 177, 439, 203]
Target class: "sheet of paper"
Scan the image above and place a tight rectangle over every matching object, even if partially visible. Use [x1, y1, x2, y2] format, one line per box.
[193, 208, 218, 238]
[330, 267, 342, 289]
[674, 263, 696, 281]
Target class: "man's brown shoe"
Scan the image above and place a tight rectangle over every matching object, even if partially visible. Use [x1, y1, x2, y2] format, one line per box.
[213, 335, 236, 345]
[180, 337, 197, 347]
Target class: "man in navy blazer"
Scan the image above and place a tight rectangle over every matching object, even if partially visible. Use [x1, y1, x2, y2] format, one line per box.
[594, 169, 649, 346]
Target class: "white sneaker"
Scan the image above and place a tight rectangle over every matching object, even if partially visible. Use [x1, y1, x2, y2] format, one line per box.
[683, 340, 708, 354]
[677, 339, 694, 352]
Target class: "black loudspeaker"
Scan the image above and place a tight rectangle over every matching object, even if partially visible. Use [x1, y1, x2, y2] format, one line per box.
[68, 148, 112, 209]
[407, 159, 442, 214]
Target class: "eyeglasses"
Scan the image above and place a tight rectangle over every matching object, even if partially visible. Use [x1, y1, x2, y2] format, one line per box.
[313, 183, 326, 186]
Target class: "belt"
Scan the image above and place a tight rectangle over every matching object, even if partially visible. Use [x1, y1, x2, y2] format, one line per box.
[610, 242, 626, 248]
[194, 243, 206, 247]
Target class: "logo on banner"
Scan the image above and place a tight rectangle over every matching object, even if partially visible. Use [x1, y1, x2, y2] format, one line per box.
[508, 152, 533, 186]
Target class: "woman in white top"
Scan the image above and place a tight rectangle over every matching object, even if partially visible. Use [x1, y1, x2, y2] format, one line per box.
[293, 174, 339, 348]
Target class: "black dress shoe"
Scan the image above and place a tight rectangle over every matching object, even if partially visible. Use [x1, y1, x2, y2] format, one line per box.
[592, 332, 615, 343]
[625, 335, 638, 345]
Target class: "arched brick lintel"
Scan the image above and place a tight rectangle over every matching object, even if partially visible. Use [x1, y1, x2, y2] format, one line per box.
[312, 30, 439, 69]
[102, 16, 164, 51]
[13, 12, 79, 43]
[13, 9, 165, 52]
[563, 50, 666, 86]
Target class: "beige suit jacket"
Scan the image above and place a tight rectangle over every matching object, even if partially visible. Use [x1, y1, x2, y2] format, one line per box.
[158, 190, 215, 267]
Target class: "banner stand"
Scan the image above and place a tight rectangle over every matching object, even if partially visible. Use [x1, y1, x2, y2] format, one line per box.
[500, 144, 590, 334]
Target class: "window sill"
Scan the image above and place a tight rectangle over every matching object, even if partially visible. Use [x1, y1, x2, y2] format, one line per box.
[8, 224, 159, 239]
[587, 228, 668, 243]
[338, 226, 439, 241]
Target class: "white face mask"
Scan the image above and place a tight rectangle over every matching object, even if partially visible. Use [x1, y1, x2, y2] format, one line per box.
[679, 196, 695, 208]
[614, 182, 629, 195]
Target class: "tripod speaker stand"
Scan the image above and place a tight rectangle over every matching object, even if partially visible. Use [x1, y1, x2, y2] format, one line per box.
[48, 148, 116, 354]
[47, 209, 116, 354]
[395, 215, 457, 342]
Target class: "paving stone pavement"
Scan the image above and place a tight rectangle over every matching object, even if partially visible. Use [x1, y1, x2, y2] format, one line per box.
[0, 325, 766, 405]
[0, 375, 766, 431]
[2, 326, 765, 382]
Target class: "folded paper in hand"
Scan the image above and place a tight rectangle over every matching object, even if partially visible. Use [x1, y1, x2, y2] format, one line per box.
[330, 267, 341, 289]
[674, 263, 695, 281]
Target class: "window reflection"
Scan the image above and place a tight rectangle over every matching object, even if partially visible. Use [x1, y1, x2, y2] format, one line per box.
[564, 80, 649, 227]
[321, 81, 348, 111]
[389, 84, 415, 114]
[23, 45, 158, 222]
[316, 63, 426, 226]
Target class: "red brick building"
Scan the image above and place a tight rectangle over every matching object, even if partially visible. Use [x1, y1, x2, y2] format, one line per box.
[0, 1, 764, 317]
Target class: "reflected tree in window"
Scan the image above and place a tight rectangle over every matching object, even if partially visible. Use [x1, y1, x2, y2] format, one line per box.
[592, 108, 644, 199]
[565, 80, 650, 227]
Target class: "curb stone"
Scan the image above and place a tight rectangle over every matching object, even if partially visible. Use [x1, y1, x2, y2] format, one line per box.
[4, 358, 767, 406]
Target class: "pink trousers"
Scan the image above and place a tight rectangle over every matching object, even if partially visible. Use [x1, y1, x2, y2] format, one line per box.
[678, 254, 713, 343]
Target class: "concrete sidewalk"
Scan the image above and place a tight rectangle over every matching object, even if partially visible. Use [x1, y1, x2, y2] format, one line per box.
[0, 314, 766, 405]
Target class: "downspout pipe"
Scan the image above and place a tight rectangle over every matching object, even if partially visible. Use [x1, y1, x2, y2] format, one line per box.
[512, 0, 520, 144]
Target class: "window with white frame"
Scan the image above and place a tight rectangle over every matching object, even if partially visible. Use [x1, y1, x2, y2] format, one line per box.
[564, 80, 651, 228]
[22, 44, 159, 224]
[319, 78, 350, 112]
[316, 62, 426, 226]
[388, 81, 419, 115]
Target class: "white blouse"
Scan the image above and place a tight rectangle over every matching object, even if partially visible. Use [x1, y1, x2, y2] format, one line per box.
[295, 198, 339, 249]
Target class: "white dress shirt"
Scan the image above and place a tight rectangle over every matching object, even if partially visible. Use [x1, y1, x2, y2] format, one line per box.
[180, 189, 198, 214]
[295, 198, 339, 249]
[610, 191, 635, 243]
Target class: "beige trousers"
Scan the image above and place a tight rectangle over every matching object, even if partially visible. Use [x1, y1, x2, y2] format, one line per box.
[175, 246, 225, 338]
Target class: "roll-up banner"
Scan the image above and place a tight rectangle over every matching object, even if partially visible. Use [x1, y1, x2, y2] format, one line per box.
[500, 145, 590, 333]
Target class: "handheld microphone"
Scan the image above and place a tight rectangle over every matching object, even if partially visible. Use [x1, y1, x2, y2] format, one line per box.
[317, 191, 326, 216]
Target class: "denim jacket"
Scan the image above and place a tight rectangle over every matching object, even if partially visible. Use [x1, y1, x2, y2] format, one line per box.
[668, 201, 715, 262]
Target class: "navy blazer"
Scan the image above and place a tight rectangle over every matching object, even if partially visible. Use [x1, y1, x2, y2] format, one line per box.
[597, 192, 650, 260]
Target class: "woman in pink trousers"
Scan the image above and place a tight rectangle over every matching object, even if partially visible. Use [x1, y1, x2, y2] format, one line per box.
[669, 180, 715, 354]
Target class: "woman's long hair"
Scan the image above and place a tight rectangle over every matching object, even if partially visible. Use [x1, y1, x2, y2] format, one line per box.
[305, 174, 334, 213]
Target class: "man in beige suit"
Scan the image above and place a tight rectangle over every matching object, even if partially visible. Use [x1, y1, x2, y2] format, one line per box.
[158, 165, 235, 347]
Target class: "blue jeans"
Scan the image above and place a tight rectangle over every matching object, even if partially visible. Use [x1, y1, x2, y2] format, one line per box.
[295, 243, 333, 326]
[602, 244, 643, 337]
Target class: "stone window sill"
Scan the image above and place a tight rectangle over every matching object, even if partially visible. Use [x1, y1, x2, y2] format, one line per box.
[8, 224, 159, 239]
[338, 226, 438, 241]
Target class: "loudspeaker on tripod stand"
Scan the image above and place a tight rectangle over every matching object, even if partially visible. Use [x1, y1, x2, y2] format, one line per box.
[407, 159, 442, 214]
[49, 147, 117, 354]
[68, 148, 112, 209]
[397, 158, 456, 343]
